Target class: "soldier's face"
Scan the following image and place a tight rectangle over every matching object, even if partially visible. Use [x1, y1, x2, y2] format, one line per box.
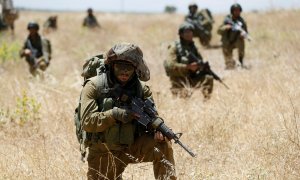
[113, 62, 135, 84]
[233, 9, 241, 17]
[181, 29, 193, 41]
[190, 7, 197, 14]
[29, 28, 38, 36]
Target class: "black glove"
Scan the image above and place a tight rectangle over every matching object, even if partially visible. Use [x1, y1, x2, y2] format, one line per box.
[112, 107, 137, 123]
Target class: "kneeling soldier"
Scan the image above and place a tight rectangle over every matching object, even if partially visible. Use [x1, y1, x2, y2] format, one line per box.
[80, 43, 176, 180]
[20, 22, 51, 76]
[164, 22, 214, 99]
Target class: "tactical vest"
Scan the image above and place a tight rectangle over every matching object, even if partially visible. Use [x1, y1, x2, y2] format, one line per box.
[93, 74, 144, 147]
[175, 40, 201, 64]
[25, 36, 51, 59]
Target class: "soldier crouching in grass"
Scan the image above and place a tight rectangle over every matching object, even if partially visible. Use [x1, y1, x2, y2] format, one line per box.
[43, 15, 58, 33]
[83, 8, 100, 29]
[20, 22, 51, 76]
[184, 3, 214, 48]
[79, 43, 176, 179]
[217, 3, 249, 69]
[164, 22, 214, 99]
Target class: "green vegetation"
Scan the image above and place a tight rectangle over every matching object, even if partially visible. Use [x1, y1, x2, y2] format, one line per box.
[14, 90, 41, 125]
[0, 36, 21, 63]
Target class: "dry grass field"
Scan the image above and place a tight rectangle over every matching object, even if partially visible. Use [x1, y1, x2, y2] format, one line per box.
[0, 9, 300, 179]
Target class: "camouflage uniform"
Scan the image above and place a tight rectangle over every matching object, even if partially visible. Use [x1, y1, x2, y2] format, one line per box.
[164, 38, 213, 98]
[20, 23, 51, 76]
[0, 0, 18, 31]
[184, 4, 214, 47]
[80, 43, 176, 180]
[217, 4, 248, 69]
[83, 8, 100, 29]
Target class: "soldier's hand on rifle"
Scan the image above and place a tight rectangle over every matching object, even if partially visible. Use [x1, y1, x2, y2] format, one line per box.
[154, 131, 168, 142]
[24, 49, 32, 55]
[112, 107, 139, 123]
[187, 62, 199, 72]
[224, 24, 232, 30]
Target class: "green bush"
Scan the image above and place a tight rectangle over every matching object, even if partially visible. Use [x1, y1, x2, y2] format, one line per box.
[14, 90, 41, 125]
[0, 39, 21, 63]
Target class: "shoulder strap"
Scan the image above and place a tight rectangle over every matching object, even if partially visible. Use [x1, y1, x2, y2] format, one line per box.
[175, 40, 202, 61]
[175, 40, 186, 63]
[88, 64, 111, 100]
[136, 80, 144, 99]
[96, 72, 110, 98]
[26, 39, 37, 51]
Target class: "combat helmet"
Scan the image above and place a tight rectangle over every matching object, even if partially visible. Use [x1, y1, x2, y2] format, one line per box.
[188, 3, 198, 11]
[87, 8, 93, 13]
[106, 43, 150, 81]
[230, 3, 242, 14]
[27, 22, 39, 30]
[178, 22, 194, 34]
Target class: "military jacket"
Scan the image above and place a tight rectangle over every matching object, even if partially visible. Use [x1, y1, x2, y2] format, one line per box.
[164, 40, 202, 78]
[218, 14, 248, 45]
[21, 34, 51, 61]
[83, 15, 99, 28]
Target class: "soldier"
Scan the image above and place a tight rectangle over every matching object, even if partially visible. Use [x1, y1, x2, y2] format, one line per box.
[0, 0, 18, 33]
[164, 22, 214, 99]
[184, 3, 214, 47]
[83, 8, 100, 29]
[20, 22, 52, 76]
[80, 43, 176, 180]
[43, 15, 57, 32]
[217, 3, 248, 69]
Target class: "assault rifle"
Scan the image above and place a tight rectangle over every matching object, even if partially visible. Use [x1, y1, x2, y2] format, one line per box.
[25, 39, 39, 66]
[228, 20, 251, 41]
[130, 97, 196, 157]
[186, 51, 230, 89]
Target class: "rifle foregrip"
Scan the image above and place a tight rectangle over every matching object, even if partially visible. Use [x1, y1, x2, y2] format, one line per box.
[152, 118, 175, 140]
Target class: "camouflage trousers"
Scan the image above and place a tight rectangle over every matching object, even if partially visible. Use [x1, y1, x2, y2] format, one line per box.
[170, 74, 214, 99]
[222, 38, 245, 69]
[87, 134, 176, 180]
[25, 56, 49, 76]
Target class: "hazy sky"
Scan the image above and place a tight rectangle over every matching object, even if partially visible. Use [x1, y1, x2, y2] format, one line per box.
[13, 0, 300, 13]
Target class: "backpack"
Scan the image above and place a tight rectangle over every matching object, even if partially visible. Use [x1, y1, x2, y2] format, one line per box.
[74, 54, 110, 162]
[199, 8, 214, 24]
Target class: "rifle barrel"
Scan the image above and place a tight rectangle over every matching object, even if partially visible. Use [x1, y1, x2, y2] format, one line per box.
[219, 80, 230, 89]
[175, 139, 196, 157]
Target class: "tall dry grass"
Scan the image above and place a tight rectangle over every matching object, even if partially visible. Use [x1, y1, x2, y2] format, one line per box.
[0, 9, 299, 179]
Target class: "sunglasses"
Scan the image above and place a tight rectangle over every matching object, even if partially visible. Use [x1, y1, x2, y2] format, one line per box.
[113, 62, 135, 72]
